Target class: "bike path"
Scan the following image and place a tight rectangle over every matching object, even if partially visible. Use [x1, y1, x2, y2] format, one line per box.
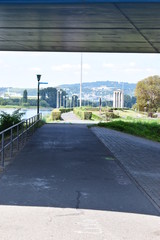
[0, 124, 159, 240]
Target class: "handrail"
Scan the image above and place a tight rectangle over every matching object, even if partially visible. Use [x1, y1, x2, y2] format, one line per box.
[0, 119, 25, 135]
[0, 113, 42, 168]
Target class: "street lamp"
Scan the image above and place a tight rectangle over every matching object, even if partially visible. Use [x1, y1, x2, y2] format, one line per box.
[80, 53, 83, 107]
[37, 74, 41, 115]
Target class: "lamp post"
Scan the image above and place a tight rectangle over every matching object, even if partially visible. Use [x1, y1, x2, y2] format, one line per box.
[80, 53, 82, 107]
[37, 74, 41, 115]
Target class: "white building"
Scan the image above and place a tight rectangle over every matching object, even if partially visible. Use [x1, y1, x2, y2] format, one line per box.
[113, 89, 124, 108]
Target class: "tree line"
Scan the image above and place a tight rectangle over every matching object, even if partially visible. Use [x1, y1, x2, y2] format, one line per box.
[0, 76, 159, 112]
[0, 87, 67, 108]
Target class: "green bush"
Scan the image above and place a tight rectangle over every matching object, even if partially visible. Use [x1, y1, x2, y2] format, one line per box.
[106, 111, 120, 121]
[92, 113, 103, 121]
[83, 111, 92, 120]
[0, 109, 24, 131]
[59, 108, 73, 113]
[51, 109, 61, 120]
[73, 108, 92, 120]
[73, 108, 82, 118]
[81, 107, 99, 112]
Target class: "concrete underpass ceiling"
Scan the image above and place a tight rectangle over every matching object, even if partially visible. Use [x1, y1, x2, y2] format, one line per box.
[0, 1, 160, 53]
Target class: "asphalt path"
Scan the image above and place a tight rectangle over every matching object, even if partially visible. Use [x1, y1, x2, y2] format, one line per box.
[0, 124, 159, 240]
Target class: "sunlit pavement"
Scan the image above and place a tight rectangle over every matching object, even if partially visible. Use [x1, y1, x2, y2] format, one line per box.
[61, 111, 99, 124]
[0, 206, 160, 240]
[0, 124, 159, 240]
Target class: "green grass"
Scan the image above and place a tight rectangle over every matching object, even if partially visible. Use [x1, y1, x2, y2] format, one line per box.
[0, 105, 52, 110]
[97, 119, 160, 142]
[43, 114, 53, 123]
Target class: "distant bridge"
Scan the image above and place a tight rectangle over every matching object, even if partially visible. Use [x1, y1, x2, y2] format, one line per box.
[0, 0, 160, 52]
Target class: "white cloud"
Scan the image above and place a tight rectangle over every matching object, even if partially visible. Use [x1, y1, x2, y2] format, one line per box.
[82, 63, 91, 70]
[51, 63, 91, 72]
[124, 67, 157, 74]
[124, 67, 143, 73]
[74, 70, 89, 75]
[103, 63, 114, 68]
[51, 64, 72, 71]
[29, 67, 41, 72]
[129, 62, 136, 67]
[146, 68, 156, 72]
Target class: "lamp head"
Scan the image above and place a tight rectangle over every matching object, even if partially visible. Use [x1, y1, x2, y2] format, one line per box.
[37, 74, 41, 82]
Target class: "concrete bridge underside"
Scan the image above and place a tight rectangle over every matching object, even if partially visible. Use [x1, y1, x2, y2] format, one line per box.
[0, 1, 160, 53]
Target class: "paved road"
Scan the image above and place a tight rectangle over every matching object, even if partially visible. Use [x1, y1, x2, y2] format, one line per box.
[0, 124, 159, 240]
[61, 111, 98, 124]
[91, 127, 160, 211]
[61, 111, 80, 121]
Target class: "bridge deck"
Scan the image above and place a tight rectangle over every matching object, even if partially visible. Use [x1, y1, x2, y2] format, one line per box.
[0, 1, 160, 52]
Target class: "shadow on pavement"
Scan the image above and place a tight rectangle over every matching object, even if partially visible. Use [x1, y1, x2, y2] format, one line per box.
[0, 124, 159, 216]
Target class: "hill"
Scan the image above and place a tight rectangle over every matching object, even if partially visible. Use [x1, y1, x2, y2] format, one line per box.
[0, 81, 136, 101]
[59, 81, 136, 100]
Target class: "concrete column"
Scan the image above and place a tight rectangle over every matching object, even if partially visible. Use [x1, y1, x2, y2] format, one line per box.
[57, 90, 59, 108]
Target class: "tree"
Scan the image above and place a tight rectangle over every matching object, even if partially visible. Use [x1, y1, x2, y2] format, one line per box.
[135, 75, 160, 112]
[40, 87, 67, 108]
[40, 87, 57, 108]
[40, 100, 50, 108]
[124, 95, 132, 108]
[124, 95, 136, 108]
[22, 89, 28, 103]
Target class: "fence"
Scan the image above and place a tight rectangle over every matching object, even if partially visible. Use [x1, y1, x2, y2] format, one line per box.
[0, 113, 42, 168]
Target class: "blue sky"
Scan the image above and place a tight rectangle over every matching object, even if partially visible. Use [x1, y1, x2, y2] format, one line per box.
[0, 51, 159, 88]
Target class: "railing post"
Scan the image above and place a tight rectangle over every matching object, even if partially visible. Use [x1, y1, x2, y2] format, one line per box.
[10, 128, 13, 157]
[25, 120, 27, 142]
[0, 114, 42, 169]
[17, 125, 19, 150]
[22, 122, 25, 146]
[1, 133, 4, 167]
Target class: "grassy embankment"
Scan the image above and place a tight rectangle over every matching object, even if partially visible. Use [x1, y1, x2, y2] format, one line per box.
[98, 118, 160, 142]
[76, 107, 160, 142]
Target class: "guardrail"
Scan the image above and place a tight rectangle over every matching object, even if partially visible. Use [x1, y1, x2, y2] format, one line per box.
[0, 113, 42, 168]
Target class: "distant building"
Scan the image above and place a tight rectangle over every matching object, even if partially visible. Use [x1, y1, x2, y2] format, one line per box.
[113, 90, 124, 108]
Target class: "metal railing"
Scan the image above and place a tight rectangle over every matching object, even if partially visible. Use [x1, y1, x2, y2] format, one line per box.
[0, 113, 42, 168]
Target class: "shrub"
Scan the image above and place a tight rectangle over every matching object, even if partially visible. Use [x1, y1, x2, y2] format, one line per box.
[83, 111, 92, 120]
[73, 108, 82, 118]
[92, 113, 103, 121]
[59, 108, 73, 113]
[82, 107, 99, 112]
[51, 109, 61, 120]
[0, 109, 24, 131]
[73, 108, 92, 120]
[106, 111, 119, 121]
